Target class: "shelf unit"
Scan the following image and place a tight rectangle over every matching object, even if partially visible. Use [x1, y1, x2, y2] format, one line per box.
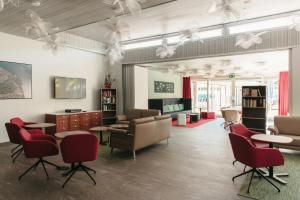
[100, 88, 117, 125]
[242, 86, 267, 133]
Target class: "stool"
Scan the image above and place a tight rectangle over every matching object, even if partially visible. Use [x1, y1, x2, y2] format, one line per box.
[201, 112, 215, 119]
[177, 114, 187, 126]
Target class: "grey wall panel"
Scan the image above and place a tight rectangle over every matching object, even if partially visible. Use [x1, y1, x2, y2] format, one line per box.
[123, 28, 300, 64]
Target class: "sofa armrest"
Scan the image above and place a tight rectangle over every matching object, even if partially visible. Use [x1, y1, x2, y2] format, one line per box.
[110, 128, 130, 136]
[268, 126, 279, 135]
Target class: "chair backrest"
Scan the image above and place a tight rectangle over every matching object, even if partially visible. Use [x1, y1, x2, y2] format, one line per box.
[10, 117, 25, 127]
[274, 116, 300, 136]
[19, 128, 32, 142]
[60, 134, 99, 164]
[230, 123, 251, 138]
[224, 110, 240, 123]
[5, 123, 23, 144]
[229, 133, 256, 168]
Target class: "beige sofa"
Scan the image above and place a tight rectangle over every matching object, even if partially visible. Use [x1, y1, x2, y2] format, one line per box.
[110, 114, 171, 158]
[116, 109, 161, 124]
[269, 116, 300, 150]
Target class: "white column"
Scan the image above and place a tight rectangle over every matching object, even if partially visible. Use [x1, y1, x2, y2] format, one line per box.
[289, 48, 300, 115]
[231, 79, 236, 107]
[192, 81, 198, 112]
[207, 80, 210, 112]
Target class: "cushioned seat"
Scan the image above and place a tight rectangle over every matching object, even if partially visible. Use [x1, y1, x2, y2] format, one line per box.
[177, 114, 186, 126]
[201, 112, 216, 119]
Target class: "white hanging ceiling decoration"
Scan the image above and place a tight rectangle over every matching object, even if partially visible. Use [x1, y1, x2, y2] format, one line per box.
[289, 16, 300, 32]
[0, 0, 19, 12]
[208, 0, 251, 21]
[235, 31, 268, 49]
[103, 0, 146, 15]
[178, 28, 203, 46]
[24, 9, 62, 53]
[104, 17, 130, 65]
[156, 37, 177, 59]
[208, 0, 240, 20]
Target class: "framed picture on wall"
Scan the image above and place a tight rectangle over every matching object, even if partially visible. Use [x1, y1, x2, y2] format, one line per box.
[154, 81, 174, 93]
[0, 61, 32, 99]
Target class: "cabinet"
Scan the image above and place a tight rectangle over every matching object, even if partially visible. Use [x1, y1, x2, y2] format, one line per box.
[45, 111, 102, 135]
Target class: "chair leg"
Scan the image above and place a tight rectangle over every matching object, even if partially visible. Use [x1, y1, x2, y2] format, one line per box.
[11, 144, 22, 153]
[243, 165, 247, 172]
[81, 165, 96, 185]
[82, 165, 96, 174]
[41, 160, 49, 180]
[232, 168, 253, 182]
[62, 165, 79, 188]
[43, 159, 61, 169]
[133, 150, 136, 159]
[255, 169, 280, 192]
[247, 170, 255, 193]
[11, 147, 23, 158]
[12, 149, 23, 163]
[18, 159, 41, 181]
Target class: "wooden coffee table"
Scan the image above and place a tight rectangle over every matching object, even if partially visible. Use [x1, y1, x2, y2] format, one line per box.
[110, 124, 129, 130]
[251, 134, 293, 184]
[89, 126, 111, 144]
[25, 123, 56, 132]
[55, 130, 90, 139]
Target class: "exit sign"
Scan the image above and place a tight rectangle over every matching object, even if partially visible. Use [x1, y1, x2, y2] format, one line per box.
[229, 73, 235, 79]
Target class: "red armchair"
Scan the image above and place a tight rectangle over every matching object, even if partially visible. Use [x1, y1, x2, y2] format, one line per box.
[60, 134, 99, 188]
[230, 124, 268, 167]
[5, 123, 43, 163]
[229, 133, 284, 193]
[18, 129, 60, 181]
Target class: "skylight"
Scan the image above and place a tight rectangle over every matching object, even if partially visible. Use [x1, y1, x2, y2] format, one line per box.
[123, 28, 223, 50]
[229, 16, 295, 34]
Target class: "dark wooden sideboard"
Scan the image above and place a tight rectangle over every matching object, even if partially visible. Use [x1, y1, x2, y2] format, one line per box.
[45, 111, 102, 135]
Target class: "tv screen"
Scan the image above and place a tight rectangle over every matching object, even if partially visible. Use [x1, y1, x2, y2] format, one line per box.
[54, 77, 86, 99]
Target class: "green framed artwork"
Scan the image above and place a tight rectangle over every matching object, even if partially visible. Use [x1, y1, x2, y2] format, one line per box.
[154, 81, 174, 93]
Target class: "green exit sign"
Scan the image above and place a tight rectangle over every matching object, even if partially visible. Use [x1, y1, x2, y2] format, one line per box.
[229, 73, 235, 79]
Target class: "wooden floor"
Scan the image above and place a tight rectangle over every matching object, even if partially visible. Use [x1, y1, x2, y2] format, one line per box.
[0, 119, 248, 200]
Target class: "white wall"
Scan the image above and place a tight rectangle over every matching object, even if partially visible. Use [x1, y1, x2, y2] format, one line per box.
[134, 66, 148, 109]
[148, 70, 183, 99]
[0, 32, 108, 143]
[289, 47, 300, 115]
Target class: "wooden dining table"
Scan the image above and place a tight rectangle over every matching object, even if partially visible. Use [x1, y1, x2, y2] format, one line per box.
[251, 134, 293, 184]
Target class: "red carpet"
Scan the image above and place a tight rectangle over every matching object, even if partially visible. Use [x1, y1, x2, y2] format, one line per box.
[172, 116, 215, 128]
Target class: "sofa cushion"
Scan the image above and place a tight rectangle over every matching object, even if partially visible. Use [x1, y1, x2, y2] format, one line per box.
[127, 109, 142, 120]
[168, 105, 174, 112]
[142, 109, 161, 118]
[179, 104, 184, 111]
[173, 104, 180, 111]
[163, 105, 169, 113]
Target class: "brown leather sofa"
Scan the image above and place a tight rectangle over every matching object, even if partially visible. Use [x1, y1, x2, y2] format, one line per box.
[269, 116, 300, 150]
[110, 114, 171, 158]
[116, 109, 161, 124]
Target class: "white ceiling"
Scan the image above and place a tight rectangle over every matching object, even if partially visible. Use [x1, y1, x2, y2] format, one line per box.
[68, 0, 300, 43]
[141, 50, 289, 79]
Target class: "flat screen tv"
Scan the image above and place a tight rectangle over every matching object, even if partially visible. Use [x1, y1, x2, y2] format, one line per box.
[54, 77, 86, 99]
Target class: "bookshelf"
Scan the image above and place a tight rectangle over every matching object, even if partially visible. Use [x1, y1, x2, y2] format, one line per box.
[242, 86, 267, 133]
[100, 88, 117, 125]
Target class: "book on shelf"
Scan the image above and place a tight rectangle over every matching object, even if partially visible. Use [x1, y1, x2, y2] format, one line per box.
[242, 88, 262, 97]
[242, 99, 266, 108]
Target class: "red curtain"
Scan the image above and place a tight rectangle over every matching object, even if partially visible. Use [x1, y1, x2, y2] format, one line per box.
[279, 71, 289, 116]
[183, 77, 191, 98]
